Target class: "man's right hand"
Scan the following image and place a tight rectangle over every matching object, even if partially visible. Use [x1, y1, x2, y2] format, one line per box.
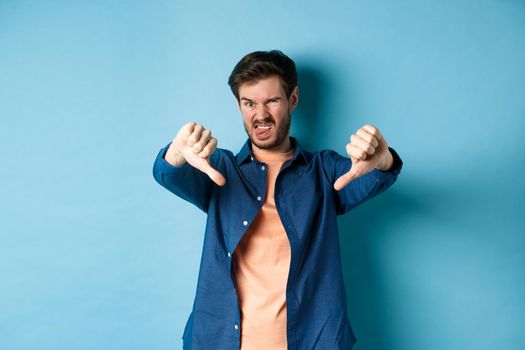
[165, 122, 226, 186]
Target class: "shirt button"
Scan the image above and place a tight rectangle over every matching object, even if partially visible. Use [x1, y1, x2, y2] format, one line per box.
[227, 252, 231, 258]
[243, 220, 248, 226]
[234, 324, 239, 330]
[250, 156, 254, 161]
[256, 196, 262, 201]
[261, 165, 266, 171]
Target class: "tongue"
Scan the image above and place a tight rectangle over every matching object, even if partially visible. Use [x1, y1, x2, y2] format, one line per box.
[255, 125, 271, 137]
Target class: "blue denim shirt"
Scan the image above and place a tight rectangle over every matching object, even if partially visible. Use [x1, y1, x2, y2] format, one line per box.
[152, 137, 403, 349]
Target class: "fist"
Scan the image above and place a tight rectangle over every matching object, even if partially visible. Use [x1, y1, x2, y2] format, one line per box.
[333, 124, 393, 191]
[166, 122, 226, 186]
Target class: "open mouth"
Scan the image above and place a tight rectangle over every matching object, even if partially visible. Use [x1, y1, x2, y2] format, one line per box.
[254, 122, 273, 138]
[254, 124, 272, 130]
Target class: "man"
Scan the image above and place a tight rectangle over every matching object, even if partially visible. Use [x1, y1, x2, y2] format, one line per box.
[153, 50, 403, 349]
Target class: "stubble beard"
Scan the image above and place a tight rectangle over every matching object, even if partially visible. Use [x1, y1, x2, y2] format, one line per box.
[244, 112, 292, 150]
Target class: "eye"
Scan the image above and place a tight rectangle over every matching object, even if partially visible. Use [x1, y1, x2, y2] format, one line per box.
[244, 101, 254, 108]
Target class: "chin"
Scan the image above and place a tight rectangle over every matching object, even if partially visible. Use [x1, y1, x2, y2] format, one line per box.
[251, 134, 288, 150]
[251, 138, 275, 150]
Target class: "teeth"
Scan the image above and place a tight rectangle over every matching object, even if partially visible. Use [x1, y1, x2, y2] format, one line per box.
[255, 125, 271, 129]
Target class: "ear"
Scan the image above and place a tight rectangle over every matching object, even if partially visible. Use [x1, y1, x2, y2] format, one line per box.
[289, 86, 299, 112]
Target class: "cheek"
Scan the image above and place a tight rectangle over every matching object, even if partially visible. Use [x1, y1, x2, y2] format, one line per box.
[272, 106, 287, 121]
[242, 114, 252, 126]
[242, 108, 255, 118]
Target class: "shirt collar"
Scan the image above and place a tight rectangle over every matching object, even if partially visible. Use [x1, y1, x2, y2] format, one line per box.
[235, 136, 308, 165]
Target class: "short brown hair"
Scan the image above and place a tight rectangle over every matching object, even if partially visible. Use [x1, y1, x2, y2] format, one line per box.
[228, 50, 297, 101]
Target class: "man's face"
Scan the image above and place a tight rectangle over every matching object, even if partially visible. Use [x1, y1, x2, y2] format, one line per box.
[238, 75, 298, 151]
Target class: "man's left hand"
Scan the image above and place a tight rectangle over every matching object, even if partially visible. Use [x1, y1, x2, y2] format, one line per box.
[334, 124, 394, 191]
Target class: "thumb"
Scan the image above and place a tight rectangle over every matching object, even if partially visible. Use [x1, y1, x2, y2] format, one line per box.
[333, 163, 363, 191]
[200, 160, 226, 186]
[181, 147, 226, 186]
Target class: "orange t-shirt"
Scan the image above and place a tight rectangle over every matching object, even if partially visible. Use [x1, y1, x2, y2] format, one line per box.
[232, 147, 294, 350]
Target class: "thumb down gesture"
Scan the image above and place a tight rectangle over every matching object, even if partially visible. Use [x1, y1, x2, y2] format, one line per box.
[167, 121, 226, 186]
[333, 124, 394, 191]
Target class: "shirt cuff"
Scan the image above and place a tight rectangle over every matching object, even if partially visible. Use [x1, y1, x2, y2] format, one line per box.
[156, 142, 190, 173]
[378, 147, 403, 175]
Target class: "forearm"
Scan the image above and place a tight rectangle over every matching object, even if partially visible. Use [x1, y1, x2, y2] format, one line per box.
[152, 142, 213, 212]
[329, 147, 403, 214]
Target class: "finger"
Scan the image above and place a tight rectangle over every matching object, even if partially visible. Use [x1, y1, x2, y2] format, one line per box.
[185, 150, 225, 186]
[198, 137, 217, 159]
[200, 160, 226, 186]
[350, 134, 376, 157]
[175, 122, 196, 144]
[361, 124, 383, 141]
[346, 143, 368, 161]
[192, 128, 211, 154]
[187, 124, 203, 146]
[181, 121, 196, 139]
[333, 167, 362, 191]
[356, 128, 379, 148]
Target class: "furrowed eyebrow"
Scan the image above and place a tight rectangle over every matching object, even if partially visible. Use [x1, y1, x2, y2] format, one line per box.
[239, 96, 281, 103]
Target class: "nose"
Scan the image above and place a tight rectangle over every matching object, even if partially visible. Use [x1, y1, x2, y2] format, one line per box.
[254, 103, 269, 119]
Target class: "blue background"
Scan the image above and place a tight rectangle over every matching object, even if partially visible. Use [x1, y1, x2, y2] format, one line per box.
[1, 1, 524, 349]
